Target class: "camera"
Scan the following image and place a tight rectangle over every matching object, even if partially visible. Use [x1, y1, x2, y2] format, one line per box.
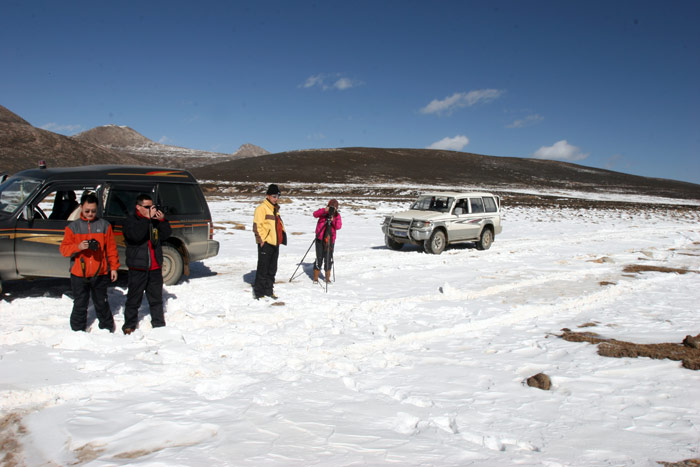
[87, 239, 100, 251]
[153, 205, 168, 215]
[327, 206, 336, 217]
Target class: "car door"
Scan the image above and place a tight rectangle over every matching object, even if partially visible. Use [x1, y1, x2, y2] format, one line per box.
[460, 197, 486, 240]
[14, 183, 98, 278]
[449, 198, 472, 241]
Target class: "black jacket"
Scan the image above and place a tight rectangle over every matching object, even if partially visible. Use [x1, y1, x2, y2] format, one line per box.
[123, 214, 172, 270]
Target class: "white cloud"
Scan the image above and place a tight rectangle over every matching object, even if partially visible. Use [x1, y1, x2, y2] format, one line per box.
[40, 123, 83, 134]
[427, 135, 470, 151]
[420, 89, 504, 115]
[533, 140, 589, 161]
[507, 114, 544, 128]
[158, 136, 173, 144]
[300, 73, 362, 91]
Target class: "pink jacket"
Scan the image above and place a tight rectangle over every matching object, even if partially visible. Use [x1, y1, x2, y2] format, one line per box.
[314, 208, 342, 242]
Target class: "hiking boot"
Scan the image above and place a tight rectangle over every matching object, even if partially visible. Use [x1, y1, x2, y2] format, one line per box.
[313, 269, 319, 283]
[325, 270, 331, 283]
[123, 328, 135, 335]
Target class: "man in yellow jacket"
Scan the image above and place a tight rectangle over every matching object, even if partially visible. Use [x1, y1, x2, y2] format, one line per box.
[253, 184, 286, 299]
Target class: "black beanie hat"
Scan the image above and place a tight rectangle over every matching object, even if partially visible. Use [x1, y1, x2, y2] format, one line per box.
[266, 184, 281, 195]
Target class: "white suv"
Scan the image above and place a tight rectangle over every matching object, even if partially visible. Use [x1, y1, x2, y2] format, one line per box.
[381, 192, 502, 254]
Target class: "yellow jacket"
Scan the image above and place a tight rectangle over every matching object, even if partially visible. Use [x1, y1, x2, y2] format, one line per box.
[253, 199, 285, 246]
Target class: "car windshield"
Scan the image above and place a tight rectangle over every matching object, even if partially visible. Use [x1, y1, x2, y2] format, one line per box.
[410, 196, 454, 213]
[0, 176, 42, 216]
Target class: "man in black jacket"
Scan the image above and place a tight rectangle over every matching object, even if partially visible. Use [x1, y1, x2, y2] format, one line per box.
[122, 194, 172, 335]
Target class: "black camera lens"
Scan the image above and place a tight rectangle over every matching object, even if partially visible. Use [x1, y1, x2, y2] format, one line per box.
[88, 239, 100, 250]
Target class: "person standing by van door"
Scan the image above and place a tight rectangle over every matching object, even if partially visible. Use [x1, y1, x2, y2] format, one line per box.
[122, 194, 172, 335]
[60, 193, 120, 332]
[252, 184, 286, 299]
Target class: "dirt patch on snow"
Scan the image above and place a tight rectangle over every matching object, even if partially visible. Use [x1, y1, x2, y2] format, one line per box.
[623, 264, 697, 275]
[0, 412, 26, 467]
[658, 459, 700, 466]
[561, 330, 700, 370]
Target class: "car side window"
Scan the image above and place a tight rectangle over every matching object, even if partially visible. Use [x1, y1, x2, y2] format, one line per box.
[453, 199, 467, 215]
[470, 198, 485, 214]
[32, 186, 94, 221]
[105, 189, 145, 218]
[157, 183, 204, 215]
[483, 197, 497, 213]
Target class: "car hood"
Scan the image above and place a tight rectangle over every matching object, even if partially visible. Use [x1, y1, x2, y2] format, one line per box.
[390, 210, 446, 222]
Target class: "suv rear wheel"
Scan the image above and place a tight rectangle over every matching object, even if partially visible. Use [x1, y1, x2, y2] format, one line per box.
[426, 230, 446, 255]
[476, 228, 493, 250]
[161, 244, 184, 285]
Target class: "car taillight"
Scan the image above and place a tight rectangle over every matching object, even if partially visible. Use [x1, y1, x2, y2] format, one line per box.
[209, 221, 214, 240]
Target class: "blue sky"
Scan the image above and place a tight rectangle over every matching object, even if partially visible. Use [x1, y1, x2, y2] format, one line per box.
[2, 0, 699, 184]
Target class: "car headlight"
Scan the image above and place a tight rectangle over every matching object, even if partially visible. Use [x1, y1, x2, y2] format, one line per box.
[412, 220, 431, 228]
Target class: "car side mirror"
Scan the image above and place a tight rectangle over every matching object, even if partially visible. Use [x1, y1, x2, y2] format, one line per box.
[22, 205, 33, 221]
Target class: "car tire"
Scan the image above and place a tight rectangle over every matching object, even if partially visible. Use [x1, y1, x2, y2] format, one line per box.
[161, 244, 184, 285]
[427, 230, 446, 255]
[385, 235, 403, 251]
[476, 228, 493, 250]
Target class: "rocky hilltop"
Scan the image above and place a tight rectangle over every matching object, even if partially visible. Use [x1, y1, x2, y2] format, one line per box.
[0, 105, 146, 173]
[73, 125, 254, 168]
[233, 143, 269, 158]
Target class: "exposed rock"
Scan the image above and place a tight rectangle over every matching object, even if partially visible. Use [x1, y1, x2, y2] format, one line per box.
[526, 373, 551, 390]
[682, 335, 699, 349]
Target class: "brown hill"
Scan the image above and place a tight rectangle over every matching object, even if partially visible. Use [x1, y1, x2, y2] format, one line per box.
[0, 105, 148, 174]
[73, 125, 260, 168]
[192, 147, 700, 200]
[73, 125, 153, 147]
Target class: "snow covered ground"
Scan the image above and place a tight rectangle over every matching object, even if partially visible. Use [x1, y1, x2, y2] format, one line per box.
[2, 192, 700, 465]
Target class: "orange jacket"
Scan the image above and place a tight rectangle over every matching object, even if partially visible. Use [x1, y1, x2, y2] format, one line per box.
[60, 215, 120, 277]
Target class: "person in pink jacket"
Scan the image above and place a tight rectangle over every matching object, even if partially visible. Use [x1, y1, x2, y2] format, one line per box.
[313, 199, 342, 283]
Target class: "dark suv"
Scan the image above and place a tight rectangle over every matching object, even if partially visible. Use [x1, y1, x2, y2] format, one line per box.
[0, 165, 219, 293]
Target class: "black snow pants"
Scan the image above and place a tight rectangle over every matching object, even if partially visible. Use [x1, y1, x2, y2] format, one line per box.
[70, 274, 114, 332]
[123, 268, 165, 331]
[254, 242, 279, 298]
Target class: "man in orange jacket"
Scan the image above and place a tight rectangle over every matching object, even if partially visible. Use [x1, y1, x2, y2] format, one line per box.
[60, 193, 120, 332]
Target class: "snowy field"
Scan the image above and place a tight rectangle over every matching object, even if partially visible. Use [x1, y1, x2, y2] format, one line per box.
[2, 192, 700, 466]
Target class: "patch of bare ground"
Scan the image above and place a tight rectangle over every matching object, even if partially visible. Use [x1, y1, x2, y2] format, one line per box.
[214, 221, 246, 230]
[1, 412, 26, 467]
[658, 460, 700, 466]
[560, 330, 700, 370]
[73, 442, 106, 463]
[623, 264, 697, 275]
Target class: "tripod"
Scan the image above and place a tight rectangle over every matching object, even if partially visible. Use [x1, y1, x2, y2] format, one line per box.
[288, 212, 335, 292]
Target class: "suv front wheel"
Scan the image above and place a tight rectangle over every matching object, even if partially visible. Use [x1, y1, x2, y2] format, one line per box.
[385, 235, 403, 251]
[161, 244, 184, 285]
[426, 229, 446, 255]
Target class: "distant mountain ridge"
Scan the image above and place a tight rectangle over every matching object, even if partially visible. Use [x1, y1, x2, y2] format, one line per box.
[1, 104, 699, 201]
[192, 147, 700, 201]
